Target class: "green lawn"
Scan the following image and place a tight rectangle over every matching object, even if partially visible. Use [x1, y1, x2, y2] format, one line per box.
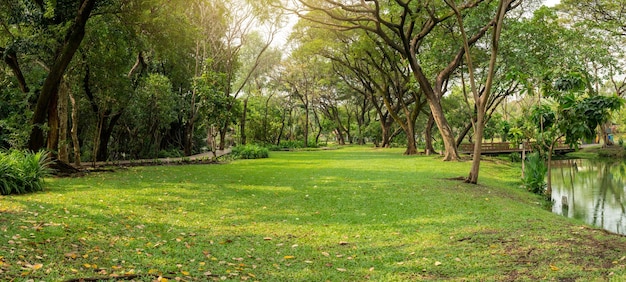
[2, 146, 626, 281]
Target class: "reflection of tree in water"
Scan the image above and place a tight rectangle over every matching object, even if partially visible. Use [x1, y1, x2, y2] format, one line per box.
[551, 159, 626, 235]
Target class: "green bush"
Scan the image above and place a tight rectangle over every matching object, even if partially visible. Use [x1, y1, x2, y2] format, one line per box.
[522, 152, 547, 195]
[267, 140, 319, 151]
[0, 150, 52, 195]
[232, 145, 269, 159]
[509, 152, 522, 163]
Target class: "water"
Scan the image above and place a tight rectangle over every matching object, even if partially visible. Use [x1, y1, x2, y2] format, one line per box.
[550, 159, 626, 235]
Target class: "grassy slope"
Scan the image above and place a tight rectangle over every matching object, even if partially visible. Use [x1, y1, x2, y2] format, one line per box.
[1, 146, 626, 281]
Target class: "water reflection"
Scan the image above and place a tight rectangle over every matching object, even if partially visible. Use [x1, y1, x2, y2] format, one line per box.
[550, 159, 626, 235]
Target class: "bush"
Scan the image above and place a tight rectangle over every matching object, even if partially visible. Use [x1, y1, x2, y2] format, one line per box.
[0, 150, 52, 195]
[232, 145, 269, 159]
[522, 152, 547, 195]
[158, 148, 184, 158]
[267, 140, 319, 151]
[509, 152, 522, 163]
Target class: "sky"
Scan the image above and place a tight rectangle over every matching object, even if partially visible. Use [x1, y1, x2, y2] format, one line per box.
[544, 0, 560, 7]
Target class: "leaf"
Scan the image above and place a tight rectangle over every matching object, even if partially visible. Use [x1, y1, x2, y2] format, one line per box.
[64, 252, 78, 259]
[181, 270, 190, 275]
[321, 252, 330, 257]
[284, 256, 295, 259]
[435, 261, 442, 266]
[31, 263, 43, 270]
[550, 264, 559, 271]
[336, 268, 347, 272]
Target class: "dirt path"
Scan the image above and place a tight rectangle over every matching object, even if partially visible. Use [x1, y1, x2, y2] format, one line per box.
[82, 148, 232, 168]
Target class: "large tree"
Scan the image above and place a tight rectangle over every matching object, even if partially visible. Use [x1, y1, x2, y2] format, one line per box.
[0, 0, 98, 151]
[293, 0, 519, 160]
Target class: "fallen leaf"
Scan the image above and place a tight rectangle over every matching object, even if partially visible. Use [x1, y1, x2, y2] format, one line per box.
[336, 268, 347, 272]
[284, 256, 295, 259]
[31, 263, 43, 270]
[321, 252, 330, 257]
[263, 237, 272, 241]
[550, 265, 559, 271]
[435, 261, 442, 266]
[181, 270, 190, 275]
[339, 241, 349, 245]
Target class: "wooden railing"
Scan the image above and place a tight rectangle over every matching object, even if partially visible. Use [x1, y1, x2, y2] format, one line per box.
[458, 141, 573, 154]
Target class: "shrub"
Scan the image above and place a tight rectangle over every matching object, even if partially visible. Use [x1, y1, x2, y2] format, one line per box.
[0, 150, 52, 195]
[509, 152, 522, 163]
[267, 140, 320, 151]
[522, 152, 547, 195]
[232, 145, 269, 159]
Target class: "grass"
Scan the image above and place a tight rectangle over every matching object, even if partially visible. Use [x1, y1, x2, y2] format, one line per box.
[2, 146, 626, 281]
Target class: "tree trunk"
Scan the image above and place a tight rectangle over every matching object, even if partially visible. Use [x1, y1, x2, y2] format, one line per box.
[46, 88, 60, 158]
[276, 108, 288, 146]
[427, 97, 459, 161]
[303, 106, 309, 148]
[380, 119, 393, 148]
[183, 90, 198, 156]
[69, 90, 81, 167]
[219, 125, 227, 150]
[466, 109, 486, 184]
[240, 98, 248, 145]
[405, 121, 418, 155]
[28, 0, 97, 151]
[94, 112, 122, 161]
[425, 114, 436, 155]
[58, 79, 70, 163]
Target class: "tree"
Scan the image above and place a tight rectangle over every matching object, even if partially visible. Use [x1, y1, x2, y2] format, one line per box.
[0, 0, 98, 151]
[447, 0, 520, 183]
[530, 71, 623, 195]
[293, 0, 519, 161]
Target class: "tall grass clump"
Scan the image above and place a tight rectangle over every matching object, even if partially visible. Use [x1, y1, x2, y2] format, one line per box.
[0, 150, 52, 195]
[522, 152, 547, 195]
[232, 144, 269, 159]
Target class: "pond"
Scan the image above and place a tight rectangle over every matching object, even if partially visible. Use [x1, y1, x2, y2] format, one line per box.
[550, 158, 626, 235]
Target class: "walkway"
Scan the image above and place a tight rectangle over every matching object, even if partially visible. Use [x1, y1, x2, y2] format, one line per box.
[83, 148, 232, 168]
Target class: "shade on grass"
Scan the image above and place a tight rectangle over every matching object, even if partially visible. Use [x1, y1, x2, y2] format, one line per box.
[1, 146, 626, 281]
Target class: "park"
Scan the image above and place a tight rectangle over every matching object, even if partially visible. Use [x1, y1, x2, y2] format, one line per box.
[3, 0, 626, 281]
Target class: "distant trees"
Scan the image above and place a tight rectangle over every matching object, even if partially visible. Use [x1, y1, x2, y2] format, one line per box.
[1, 0, 626, 186]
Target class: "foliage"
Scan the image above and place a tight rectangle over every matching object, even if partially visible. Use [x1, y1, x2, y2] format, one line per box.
[195, 64, 241, 131]
[509, 152, 522, 163]
[522, 152, 547, 195]
[0, 83, 33, 149]
[267, 140, 320, 151]
[232, 144, 269, 159]
[0, 150, 52, 195]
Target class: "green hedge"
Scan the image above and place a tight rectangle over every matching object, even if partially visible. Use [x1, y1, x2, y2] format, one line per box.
[0, 150, 52, 195]
[232, 145, 269, 159]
